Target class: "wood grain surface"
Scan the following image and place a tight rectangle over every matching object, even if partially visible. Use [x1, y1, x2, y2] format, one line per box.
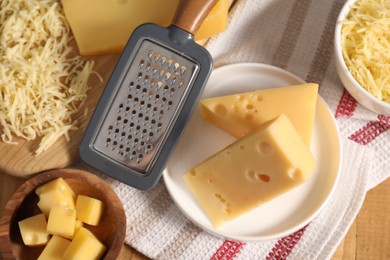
[0, 53, 120, 178]
[1, 172, 389, 259]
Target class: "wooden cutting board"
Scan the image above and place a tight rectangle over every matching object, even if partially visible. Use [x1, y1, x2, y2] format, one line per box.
[0, 54, 120, 178]
[0, 0, 237, 178]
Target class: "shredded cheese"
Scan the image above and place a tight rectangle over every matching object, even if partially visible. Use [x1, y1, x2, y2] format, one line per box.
[341, 0, 390, 103]
[0, 0, 98, 155]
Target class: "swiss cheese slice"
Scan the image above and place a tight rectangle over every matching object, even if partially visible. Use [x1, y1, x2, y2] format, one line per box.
[62, 0, 230, 56]
[199, 83, 318, 147]
[184, 114, 315, 227]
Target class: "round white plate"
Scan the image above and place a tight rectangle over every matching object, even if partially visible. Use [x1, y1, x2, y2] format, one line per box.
[163, 63, 342, 241]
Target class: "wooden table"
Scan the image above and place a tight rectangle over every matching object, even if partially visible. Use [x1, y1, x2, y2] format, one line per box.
[1, 172, 389, 260]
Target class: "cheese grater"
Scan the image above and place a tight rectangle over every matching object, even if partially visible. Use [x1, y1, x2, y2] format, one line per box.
[79, 0, 218, 190]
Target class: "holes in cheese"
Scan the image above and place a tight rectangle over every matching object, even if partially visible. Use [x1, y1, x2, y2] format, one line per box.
[36, 178, 76, 217]
[47, 206, 77, 238]
[18, 178, 106, 259]
[184, 114, 315, 227]
[18, 214, 50, 247]
[199, 83, 319, 147]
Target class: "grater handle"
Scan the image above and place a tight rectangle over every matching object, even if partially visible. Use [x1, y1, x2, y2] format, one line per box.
[171, 0, 219, 36]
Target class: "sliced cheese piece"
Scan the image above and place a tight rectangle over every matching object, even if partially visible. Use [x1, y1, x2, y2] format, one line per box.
[184, 114, 315, 227]
[36, 178, 76, 216]
[75, 195, 104, 226]
[62, 0, 230, 56]
[199, 83, 318, 147]
[18, 213, 50, 246]
[63, 227, 106, 260]
[38, 235, 71, 260]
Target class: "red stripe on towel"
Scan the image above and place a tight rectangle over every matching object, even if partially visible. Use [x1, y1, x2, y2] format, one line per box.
[266, 226, 307, 260]
[210, 240, 244, 260]
[335, 89, 357, 118]
[349, 115, 390, 145]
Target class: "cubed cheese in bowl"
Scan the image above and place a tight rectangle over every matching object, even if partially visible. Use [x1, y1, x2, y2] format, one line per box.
[0, 169, 126, 260]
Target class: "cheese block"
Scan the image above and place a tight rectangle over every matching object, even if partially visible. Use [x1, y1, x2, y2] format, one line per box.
[75, 195, 104, 226]
[18, 213, 50, 246]
[184, 114, 315, 227]
[62, 0, 230, 56]
[199, 83, 319, 147]
[63, 227, 106, 260]
[38, 235, 71, 260]
[36, 177, 76, 216]
[47, 206, 77, 238]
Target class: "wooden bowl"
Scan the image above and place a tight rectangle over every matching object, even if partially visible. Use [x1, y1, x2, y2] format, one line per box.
[0, 168, 126, 260]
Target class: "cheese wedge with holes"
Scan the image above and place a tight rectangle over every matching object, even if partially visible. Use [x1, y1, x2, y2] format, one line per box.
[62, 0, 230, 56]
[184, 114, 315, 227]
[199, 83, 318, 147]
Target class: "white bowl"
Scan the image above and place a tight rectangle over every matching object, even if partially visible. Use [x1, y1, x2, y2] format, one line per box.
[334, 0, 390, 115]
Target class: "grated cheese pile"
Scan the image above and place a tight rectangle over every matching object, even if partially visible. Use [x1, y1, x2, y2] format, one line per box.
[341, 0, 390, 103]
[0, 0, 98, 155]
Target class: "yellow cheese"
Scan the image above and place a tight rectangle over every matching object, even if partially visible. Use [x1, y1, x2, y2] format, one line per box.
[195, 0, 230, 41]
[63, 227, 106, 260]
[75, 195, 104, 226]
[38, 235, 71, 260]
[61, 0, 230, 56]
[36, 178, 76, 216]
[200, 83, 318, 147]
[184, 114, 315, 227]
[47, 206, 77, 238]
[62, 220, 84, 240]
[18, 213, 50, 246]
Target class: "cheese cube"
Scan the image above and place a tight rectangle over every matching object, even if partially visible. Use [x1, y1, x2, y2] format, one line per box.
[63, 227, 106, 260]
[36, 177, 76, 216]
[75, 195, 104, 226]
[38, 235, 71, 260]
[200, 83, 318, 147]
[62, 220, 84, 240]
[18, 213, 50, 246]
[61, 0, 230, 55]
[47, 206, 76, 237]
[184, 114, 315, 227]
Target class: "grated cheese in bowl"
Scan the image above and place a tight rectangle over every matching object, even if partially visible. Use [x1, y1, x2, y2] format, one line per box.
[0, 0, 99, 155]
[340, 0, 390, 103]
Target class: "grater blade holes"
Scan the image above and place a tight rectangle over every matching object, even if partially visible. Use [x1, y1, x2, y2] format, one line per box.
[93, 41, 199, 173]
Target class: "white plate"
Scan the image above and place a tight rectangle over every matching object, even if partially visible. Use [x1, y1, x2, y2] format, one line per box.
[163, 63, 342, 241]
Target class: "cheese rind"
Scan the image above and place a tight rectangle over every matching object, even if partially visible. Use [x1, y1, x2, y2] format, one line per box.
[38, 235, 71, 260]
[184, 114, 315, 227]
[63, 227, 106, 260]
[18, 213, 50, 246]
[199, 83, 318, 147]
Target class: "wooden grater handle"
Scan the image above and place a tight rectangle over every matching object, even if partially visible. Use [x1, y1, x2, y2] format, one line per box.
[172, 0, 219, 36]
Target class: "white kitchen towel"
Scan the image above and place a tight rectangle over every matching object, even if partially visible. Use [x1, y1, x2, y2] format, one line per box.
[75, 0, 390, 259]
